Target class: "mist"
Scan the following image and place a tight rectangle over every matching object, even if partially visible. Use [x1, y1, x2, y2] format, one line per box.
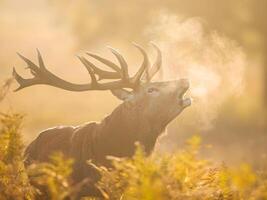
[145, 13, 246, 129]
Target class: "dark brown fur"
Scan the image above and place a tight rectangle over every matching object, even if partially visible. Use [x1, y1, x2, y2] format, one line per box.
[25, 100, 165, 197]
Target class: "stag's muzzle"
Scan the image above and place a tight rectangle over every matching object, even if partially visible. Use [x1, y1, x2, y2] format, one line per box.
[177, 79, 192, 108]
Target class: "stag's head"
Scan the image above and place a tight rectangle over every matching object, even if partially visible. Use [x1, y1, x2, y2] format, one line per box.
[13, 43, 191, 126]
[116, 79, 191, 126]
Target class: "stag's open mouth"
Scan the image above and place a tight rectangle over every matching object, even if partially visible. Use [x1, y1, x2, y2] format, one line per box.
[178, 81, 192, 108]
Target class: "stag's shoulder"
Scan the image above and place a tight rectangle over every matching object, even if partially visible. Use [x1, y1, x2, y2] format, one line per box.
[25, 125, 76, 164]
[69, 122, 99, 162]
[70, 121, 98, 145]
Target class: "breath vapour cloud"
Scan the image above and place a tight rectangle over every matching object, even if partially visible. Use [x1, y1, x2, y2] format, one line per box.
[145, 13, 246, 129]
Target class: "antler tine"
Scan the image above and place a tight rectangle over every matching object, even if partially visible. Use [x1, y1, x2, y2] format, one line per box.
[86, 52, 121, 74]
[12, 67, 32, 91]
[37, 49, 46, 70]
[148, 42, 162, 81]
[14, 51, 44, 91]
[78, 56, 120, 80]
[107, 47, 129, 80]
[132, 43, 150, 84]
[17, 52, 39, 74]
[77, 56, 98, 85]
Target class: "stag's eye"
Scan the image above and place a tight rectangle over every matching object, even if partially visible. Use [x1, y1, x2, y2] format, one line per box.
[147, 87, 159, 94]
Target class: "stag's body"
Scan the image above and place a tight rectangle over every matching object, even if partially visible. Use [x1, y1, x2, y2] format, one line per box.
[13, 43, 191, 197]
[26, 100, 163, 180]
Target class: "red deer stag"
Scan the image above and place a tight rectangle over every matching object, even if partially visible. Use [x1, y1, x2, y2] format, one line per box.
[13, 43, 191, 196]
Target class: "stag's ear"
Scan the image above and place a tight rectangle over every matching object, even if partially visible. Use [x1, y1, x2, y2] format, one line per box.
[111, 89, 134, 101]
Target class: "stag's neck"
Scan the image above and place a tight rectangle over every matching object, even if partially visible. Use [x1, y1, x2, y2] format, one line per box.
[95, 102, 165, 160]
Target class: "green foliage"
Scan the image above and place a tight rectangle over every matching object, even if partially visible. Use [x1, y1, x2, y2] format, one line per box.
[0, 111, 266, 200]
[0, 113, 35, 200]
[27, 152, 74, 200]
[0, 112, 76, 200]
[0, 83, 79, 199]
[95, 136, 267, 200]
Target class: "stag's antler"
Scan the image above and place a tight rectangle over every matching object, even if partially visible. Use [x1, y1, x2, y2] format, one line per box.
[147, 43, 162, 81]
[13, 44, 162, 92]
[85, 43, 162, 82]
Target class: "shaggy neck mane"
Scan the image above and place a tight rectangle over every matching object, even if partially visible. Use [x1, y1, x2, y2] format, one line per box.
[92, 101, 165, 164]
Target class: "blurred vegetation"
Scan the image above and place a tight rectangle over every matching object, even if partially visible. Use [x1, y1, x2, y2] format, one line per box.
[0, 112, 34, 200]
[0, 109, 267, 199]
[27, 152, 74, 200]
[0, 83, 77, 199]
[95, 137, 267, 200]
[0, 112, 78, 199]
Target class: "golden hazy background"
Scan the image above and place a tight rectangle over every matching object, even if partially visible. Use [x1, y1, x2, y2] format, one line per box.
[0, 0, 266, 166]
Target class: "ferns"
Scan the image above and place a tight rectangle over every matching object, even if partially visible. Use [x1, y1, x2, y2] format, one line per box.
[0, 113, 35, 200]
[95, 137, 267, 200]
[0, 113, 266, 199]
[0, 114, 267, 200]
[0, 113, 79, 200]
[27, 152, 74, 200]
